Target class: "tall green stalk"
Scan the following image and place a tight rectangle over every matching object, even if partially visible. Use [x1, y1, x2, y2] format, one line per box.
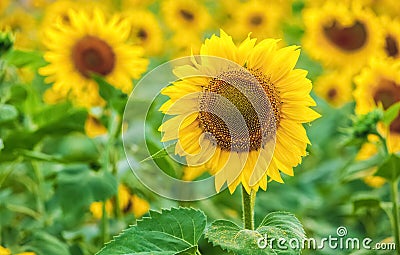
[390, 179, 400, 254]
[242, 186, 256, 230]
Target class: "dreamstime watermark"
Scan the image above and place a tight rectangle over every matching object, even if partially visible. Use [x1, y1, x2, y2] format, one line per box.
[257, 226, 396, 251]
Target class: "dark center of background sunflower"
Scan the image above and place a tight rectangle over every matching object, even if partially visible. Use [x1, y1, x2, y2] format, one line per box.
[373, 79, 400, 133]
[137, 28, 148, 41]
[385, 35, 399, 57]
[249, 14, 263, 26]
[72, 36, 115, 78]
[327, 88, 338, 100]
[180, 9, 194, 21]
[323, 21, 367, 51]
[198, 69, 280, 152]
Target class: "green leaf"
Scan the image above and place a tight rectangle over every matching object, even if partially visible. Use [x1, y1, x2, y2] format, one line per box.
[205, 212, 305, 255]
[33, 102, 87, 135]
[25, 231, 70, 255]
[96, 207, 207, 255]
[4, 49, 46, 68]
[140, 143, 176, 163]
[352, 197, 381, 212]
[375, 153, 400, 181]
[0, 104, 18, 123]
[92, 74, 127, 113]
[341, 154, 384, 182]
[383, 102, 400, 126]
[56, 165, 117, 226]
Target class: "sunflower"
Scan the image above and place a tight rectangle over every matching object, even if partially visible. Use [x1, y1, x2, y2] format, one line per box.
[120, 0, 154, 9]
[90, 184, 150, 219]
[358, 0, 400, 18]
[85, 115, 107, 138]
[159, 30, 320, 194]
[40, 0, 80, 26]
[0, 246, 35, 255]
[354, 57, 400, 152]
[169, 30, 202, 58]
[0, 0, 10, 15]
[302, 1, 383, 70]
[228, 0, 288, 40]
[39, 8, 148, 108]
[161, 0, 210, 34]
[379, 16, 400, 59]
[0, 8, 38, 49]
[122, 10, 163, 56]
[314, 70, 353, 107]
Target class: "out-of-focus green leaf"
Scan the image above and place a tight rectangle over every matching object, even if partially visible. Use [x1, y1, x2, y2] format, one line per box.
[92, 74, 127, 113]
[25, 232, 70, 255]
[0, 104, 18, 123]
[140, 143, 175, 163]
[353, 197, 381, 212]
[205, 212, 305, 255]
[4, 49, 46, 68]
[56, 165, 117, 226]
[382, 102, 400, 127]
[55, 134, 99, 162]
[341, 154, 384, 182]
[32, 102, 87, 135]
[375, 153, 400, 181]
[96, 207, 207, 255]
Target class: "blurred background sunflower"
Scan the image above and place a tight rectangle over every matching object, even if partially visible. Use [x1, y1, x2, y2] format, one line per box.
[39, 8, 148, 107]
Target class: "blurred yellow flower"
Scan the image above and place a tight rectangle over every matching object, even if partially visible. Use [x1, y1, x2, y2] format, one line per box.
[40, 0, 110, 28]
[364, 175, 386, 188]
[84, 115, 107, 138]
[39, 8, 148, 108]
[356, 139, 386, 188]
[0, 8, 38, 49]
[228, 0, 288, 40]
[159, 30, 320, 193]
[122, 10, 163, 56]
[354, 57, 400, 152]
[120, 0, 154, 9]
[130, 194, 150, 218]
[90, 184, 150, 219]
[0, 246, 36, 255]
[89, 201, 113, 220]
[379, 16, 400, 59]
[0, 0, 10, 15]
[359, 0, 400, 17]
[302, 1, 383, 70]
[0, 246, 11, 254]
[169, 30, 201, 58]
[314, 70, 353, 107]
[161, 0, 210, 34]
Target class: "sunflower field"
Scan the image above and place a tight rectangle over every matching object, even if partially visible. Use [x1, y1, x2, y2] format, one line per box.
[1, 0, 400, 254]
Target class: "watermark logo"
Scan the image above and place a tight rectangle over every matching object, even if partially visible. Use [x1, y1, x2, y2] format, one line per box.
[257, 226, 396, 251]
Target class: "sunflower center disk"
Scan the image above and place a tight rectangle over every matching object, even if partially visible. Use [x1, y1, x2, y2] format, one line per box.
[72, 36, 116, 77]
[137, 28, 148, 41]
[250, 15, 263, 26]
[373, 79, 400, 133]
[385, 35, 399, 57]
[198, 69, 279, 152]
[180, 9, 194, 21]
[323, 21, 367, 51]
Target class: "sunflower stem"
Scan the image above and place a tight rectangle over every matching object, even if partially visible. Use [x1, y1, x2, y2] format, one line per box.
[106, 110, 123, 219]
[242, 186, 256, 230]
[390, 179, 400, 254]
[101, 201, 109, 245]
